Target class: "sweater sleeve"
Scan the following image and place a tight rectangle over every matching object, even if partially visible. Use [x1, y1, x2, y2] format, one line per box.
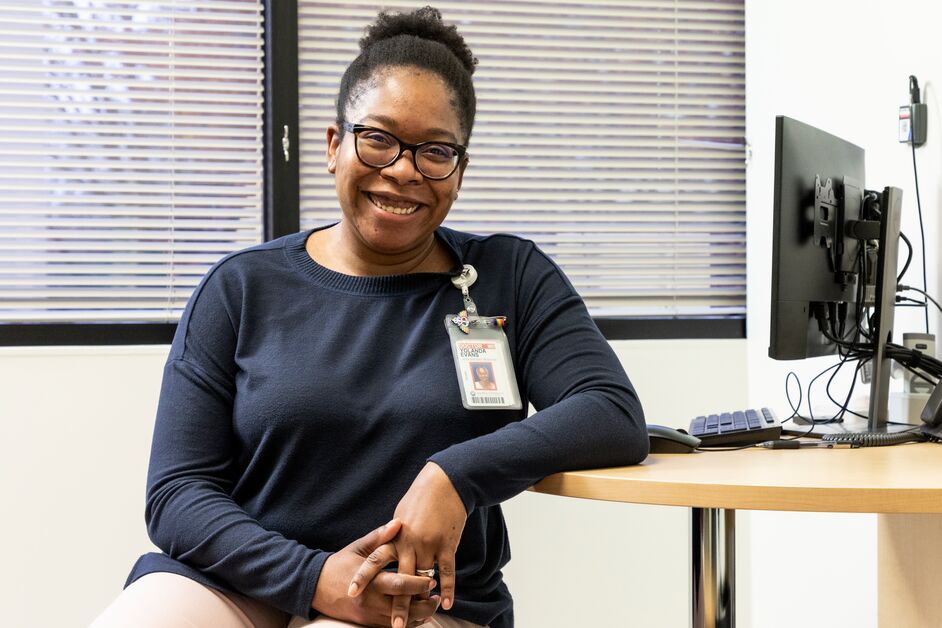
[428, 241, 648, 513]
[144, 262, 328, 618]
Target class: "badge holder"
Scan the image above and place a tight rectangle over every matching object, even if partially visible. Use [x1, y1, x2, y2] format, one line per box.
[444, 265, 522, 410]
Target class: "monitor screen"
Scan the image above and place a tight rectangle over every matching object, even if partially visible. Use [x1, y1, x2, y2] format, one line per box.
[769, 116, 868, 360]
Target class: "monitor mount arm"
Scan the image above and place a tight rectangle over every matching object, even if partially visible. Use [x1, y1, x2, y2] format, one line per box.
[814, 175, 865, 287]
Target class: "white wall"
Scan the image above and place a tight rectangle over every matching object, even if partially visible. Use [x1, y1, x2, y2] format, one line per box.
[0, 339, 748, 627]
[745, 1, 942, 627]
[0, 346, 166, 627]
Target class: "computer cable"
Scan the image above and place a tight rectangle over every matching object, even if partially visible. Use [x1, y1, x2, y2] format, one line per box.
[821, 429, 925, 447]
[815, 328, 935, 423]
[898, 231, 914, 283]
[696, 441, 768, 452]
[778, 370, 927, 448]
[895, 362, 939, 389]
[805, 360, 842, 423]
[810, 355, 857, 423]
[779, 370, 818, 440]
[883, 345, 942, 383]
[821, 353, 867, 423]
[886, 342, 942, 373]
[810, 310, 877, 422]
[898, 284, 942, 315]
[782, 350, 888, 435]
[820, 326, 873, 353]
[825, 356, 868, 421]
[848, 246, 874, 344]
[782, 361, 856, 430]
[910, 117, 929, 333]
[783, 370, 802, 422]
[885, 341, 942, 370]
[781, 355, 929, 448]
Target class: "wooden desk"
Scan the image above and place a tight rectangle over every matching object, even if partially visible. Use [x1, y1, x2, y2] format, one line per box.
[533, 443, 942, 628]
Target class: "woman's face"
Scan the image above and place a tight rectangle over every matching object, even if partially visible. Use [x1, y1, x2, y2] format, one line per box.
[327, 68, 467, 261]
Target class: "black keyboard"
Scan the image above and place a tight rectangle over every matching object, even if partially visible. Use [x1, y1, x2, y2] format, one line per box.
[688, 407, 781, 447]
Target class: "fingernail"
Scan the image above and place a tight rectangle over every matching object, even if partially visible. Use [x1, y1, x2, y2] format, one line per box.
[443, 597, 452, 610]
[347, 583, 358, 597]
[428, 580, 436, 590]
[393, 618, 404, 628]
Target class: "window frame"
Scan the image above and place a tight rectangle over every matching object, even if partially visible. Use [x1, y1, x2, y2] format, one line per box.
[0, 0, 744, 346]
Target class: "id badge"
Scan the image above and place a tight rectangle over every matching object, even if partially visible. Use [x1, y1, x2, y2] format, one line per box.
[445, 313, 523, 410]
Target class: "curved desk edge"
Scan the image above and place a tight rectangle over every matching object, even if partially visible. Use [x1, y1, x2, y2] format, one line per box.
[532, 447, 942, 514]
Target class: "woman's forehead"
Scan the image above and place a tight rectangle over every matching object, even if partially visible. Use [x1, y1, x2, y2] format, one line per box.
[346, 67, 462, 141]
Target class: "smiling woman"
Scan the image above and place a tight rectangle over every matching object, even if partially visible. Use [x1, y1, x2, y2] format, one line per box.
[90, 7, 647, 628]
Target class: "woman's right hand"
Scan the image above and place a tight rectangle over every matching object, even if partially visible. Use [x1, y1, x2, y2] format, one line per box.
[312, 519, 440, 627]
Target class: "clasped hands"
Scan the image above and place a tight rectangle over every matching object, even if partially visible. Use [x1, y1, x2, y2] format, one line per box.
[312, 462, 468, 628]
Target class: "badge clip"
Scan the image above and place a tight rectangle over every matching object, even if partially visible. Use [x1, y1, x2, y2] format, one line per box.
[451, 265, 479, 315]
[450, 310, 507, 335]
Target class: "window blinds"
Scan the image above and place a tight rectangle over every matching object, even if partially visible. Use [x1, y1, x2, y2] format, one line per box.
[0, 0, 265, 324]
[297, 0, 745, 317]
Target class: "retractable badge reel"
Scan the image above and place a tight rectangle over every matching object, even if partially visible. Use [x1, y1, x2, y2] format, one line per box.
[444, 265, 522, 410]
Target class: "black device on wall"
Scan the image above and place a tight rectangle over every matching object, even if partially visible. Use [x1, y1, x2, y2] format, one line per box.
[768, 116, 905, 432]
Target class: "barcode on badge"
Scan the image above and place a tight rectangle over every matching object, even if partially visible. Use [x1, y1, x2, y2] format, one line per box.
[470, 395, 506, 405]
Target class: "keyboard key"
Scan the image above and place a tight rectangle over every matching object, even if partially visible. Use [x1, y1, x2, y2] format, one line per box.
[733, 411, 746, 430]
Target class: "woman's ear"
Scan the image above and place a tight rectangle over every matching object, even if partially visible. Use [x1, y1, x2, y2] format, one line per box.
[326, 124, 341, 174]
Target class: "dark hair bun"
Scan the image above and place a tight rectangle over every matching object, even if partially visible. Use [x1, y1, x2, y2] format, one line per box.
[360, 6, 477, 76]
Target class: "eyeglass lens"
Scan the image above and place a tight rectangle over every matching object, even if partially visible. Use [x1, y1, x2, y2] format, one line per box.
[355, 128, 459, 179]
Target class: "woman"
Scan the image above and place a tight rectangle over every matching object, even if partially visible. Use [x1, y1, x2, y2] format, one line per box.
[91, 7, 647, 628]
[472, 365, 496, 391]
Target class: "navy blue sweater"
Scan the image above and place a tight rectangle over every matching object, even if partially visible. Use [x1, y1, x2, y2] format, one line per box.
[128, 227, 647, 627]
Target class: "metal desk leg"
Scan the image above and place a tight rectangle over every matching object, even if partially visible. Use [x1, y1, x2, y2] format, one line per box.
[692, 507, 735, 628]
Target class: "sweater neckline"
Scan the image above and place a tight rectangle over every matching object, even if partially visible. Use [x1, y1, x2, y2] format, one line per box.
[284, 226, 465, 295]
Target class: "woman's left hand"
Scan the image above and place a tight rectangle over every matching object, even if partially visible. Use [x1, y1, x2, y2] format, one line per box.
[348, 462, 467, 628]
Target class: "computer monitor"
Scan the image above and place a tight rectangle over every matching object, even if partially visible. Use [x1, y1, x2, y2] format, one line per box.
[769, 116, 867, 361]
[768, 116, 904, 432]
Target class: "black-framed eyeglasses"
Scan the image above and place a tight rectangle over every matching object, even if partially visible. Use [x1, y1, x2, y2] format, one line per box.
[341, 121, 467, 180]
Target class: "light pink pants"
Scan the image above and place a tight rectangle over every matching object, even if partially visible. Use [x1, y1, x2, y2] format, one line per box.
[89, 572, 486, 628]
